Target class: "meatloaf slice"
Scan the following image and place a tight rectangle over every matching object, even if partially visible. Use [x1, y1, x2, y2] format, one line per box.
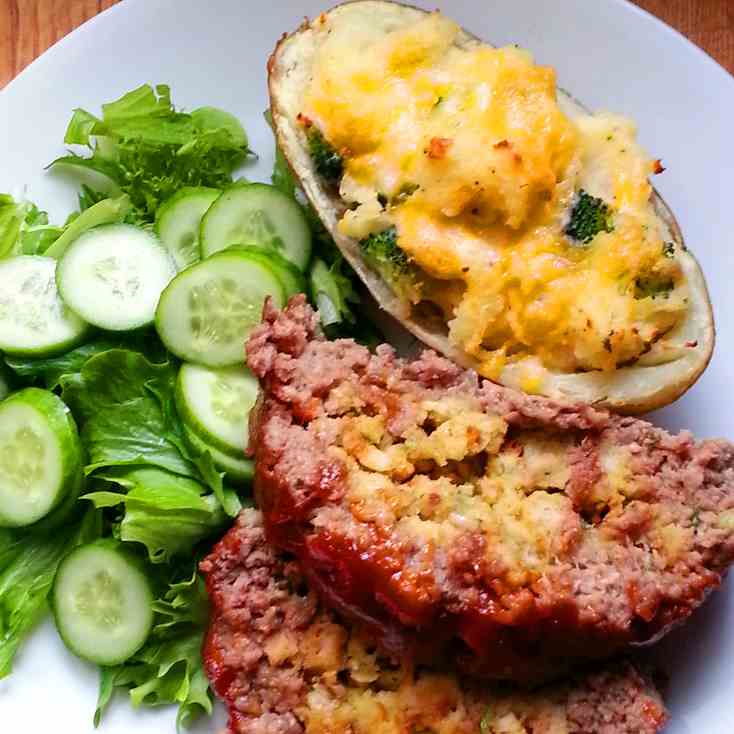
[247, 296, 734, 681]
[201, 509, 668, 734]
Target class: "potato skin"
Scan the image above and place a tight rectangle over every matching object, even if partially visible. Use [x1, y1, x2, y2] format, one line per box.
[267, 0, 715, 413]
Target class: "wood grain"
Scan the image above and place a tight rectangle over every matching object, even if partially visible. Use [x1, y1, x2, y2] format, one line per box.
[0, 0, 733, 89]
[0, 0, 118, 88]
[633, 0, 734, 73]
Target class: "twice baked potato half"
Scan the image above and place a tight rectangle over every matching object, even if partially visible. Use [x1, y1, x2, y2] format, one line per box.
[268, 0, 714, 413]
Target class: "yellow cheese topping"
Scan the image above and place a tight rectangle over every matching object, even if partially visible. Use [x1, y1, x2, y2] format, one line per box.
[303, 12, 687, 377]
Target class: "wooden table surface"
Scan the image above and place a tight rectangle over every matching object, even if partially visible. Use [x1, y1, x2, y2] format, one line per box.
[1, 0, 733, 88]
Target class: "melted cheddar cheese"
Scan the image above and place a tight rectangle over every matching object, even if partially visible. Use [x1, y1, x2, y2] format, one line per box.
[302, 12, 687, 378]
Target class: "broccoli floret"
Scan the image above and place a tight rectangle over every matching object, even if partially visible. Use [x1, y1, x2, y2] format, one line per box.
[360, 226, 410, 277]
[360, 226, 420, 301]
[634, 275, 674, 300]
[392, 182, 419, 205]
[376, 184, 419, 210]
[565, 190, 614, 245]
[307, 128, 343, 184]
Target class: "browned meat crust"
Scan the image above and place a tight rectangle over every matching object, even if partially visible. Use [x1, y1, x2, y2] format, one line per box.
[201, 509, 668, 734]
[246, 296, 734, 681]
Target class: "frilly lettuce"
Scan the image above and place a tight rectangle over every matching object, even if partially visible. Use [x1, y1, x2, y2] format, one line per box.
[0, 194, 63, 258]
[51, 84, 250, 222]
[94, 566, 212, 730]
[84, 467, 227, 564]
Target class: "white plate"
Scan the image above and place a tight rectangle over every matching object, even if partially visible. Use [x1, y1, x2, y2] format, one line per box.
[1, 1, 733, 732]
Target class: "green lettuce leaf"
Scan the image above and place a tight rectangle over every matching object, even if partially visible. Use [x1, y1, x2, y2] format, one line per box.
[0, 193, 62, 258]
[50, 154, 124, 191]
[152, 571, 209, 630]
[52, 84, 250, 223]
[1, 190, 132, 262]
[94, 566, 212, 729]
[0, 529, 23, 576]
[77, 184, 116, 212]
[191, 107, 248, 149]
[0, 536, 66, 677]
[103, 84, 173, 122]
[310, 257, 359, 329]
[0, 509, 101, 678]
[64, 108, 105, 145]
[84, 467, 226, 564]
[190, 449, 241, 518]
[60, 349, 195, 477]
[0, 194, 32, 257]
[271, 143, 296, 198]
[59, 348, 241, 516]
[4, 338, 122, 389]
[265, 108, 298, 200]
[44, 194, 132, 258]
[4, 332, 166, 390]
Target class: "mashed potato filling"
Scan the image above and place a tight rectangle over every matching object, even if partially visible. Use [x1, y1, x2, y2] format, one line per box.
[302, 12, 687, 378]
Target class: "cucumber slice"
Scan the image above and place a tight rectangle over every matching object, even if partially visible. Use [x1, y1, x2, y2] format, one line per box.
[51, 540, 154, 666]
[176, 363, 258, 457]
[0, 256, 90, 357]
[56, 224, 177, 331]
[228, 244, 307, 297]
[183, 425, 253, 483]
[27, 466, 83, 532]
[200, 183, 312, 271]
[155, 250, 285, 367]
[0, 388, 83, 528]
[154, 187, 220, 270]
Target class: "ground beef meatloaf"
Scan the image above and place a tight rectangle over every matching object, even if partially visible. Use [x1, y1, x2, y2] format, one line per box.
[246, 296, 734, 681]
[201, 509, 668, 734]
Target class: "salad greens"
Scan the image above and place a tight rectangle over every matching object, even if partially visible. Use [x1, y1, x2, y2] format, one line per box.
[3, 335, 160, 390]
[86, 468, 227, 564]
[60, 349, 196, 478]
[94, 565, 212, 729]
[59, 348, 241, 517]
[0, 509, 101, 678]
[0, 194, 62, 257]
[45, 194, 133, 258]
[0, 84, 372, 730]
[51, 84, 251, 223]
[0, 337, 236, 724]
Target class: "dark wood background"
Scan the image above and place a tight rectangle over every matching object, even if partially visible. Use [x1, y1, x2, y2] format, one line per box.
[1, 0, 732, 88]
